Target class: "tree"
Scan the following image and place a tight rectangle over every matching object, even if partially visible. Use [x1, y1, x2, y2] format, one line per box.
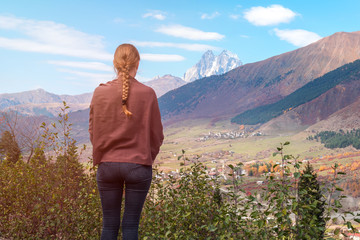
[0, 110, 42, 163]
[297, 162, 326, 239]
[0, 131, 21, 163]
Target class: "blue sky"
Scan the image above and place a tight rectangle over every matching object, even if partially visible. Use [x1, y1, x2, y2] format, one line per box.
[0, 0, 359, 95]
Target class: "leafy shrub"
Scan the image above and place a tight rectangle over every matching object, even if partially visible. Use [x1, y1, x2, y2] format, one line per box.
[0, 102, 102, 239]
[0, 130, 21, 164]
[0, 103, 359, 239]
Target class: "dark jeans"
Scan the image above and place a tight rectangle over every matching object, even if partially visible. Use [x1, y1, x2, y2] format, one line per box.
[97, 162, 152, 240]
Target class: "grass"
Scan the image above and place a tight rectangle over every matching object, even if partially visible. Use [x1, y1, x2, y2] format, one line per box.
[157, 119, 360, 202]
[82, 118, 360, 181]
[157, 118, 359, 172]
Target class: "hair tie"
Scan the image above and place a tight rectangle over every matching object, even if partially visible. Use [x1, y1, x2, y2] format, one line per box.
[122, 99, 127, 105]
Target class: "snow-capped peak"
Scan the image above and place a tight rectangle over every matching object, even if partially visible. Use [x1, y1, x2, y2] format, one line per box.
[219, 50, 239, 59]
[183, 50, 242, 82]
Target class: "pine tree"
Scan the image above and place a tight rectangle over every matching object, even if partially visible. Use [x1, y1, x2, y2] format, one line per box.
[297, 162, 326, 239]
[0, 131, 21, 163]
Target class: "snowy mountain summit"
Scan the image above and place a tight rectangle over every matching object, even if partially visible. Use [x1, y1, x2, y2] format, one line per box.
[183, 50, 242, 82]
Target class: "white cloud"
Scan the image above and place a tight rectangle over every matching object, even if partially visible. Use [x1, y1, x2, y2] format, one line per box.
[229, 14, 241, 20]
[0, 15, 183, 63]
[58, 68, 114, 78]
[244, 5, 297, 26]
[58, 68, 116, 85]
[49, 54, 184, 65]
[48, 61, 113, 72]
[58, 68, 153, 85]
[201, 12, 220, 20]
[0, 15, 112, 60]
[156, 24, 225, 41]
[136, 75, 152, 82]
[143, 10, 166, 20]
[131, 41, 220, 52]
[141, 54, 185, 62]
[274, 28, 322, 47]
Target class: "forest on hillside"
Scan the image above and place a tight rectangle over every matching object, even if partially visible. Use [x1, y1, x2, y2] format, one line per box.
[231, 59, 360, 125]
[308, 129, 360, 149]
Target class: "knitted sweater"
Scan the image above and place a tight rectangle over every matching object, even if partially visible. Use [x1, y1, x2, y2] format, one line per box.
[89, 77, 164, 166]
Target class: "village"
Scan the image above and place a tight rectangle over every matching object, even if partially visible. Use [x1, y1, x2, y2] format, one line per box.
[196, 130, 263, 142]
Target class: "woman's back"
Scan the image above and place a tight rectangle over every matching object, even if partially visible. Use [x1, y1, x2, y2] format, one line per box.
[89, 77, 163, 166]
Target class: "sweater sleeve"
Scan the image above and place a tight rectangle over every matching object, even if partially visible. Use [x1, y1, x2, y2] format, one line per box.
[150, 93, 164, 162]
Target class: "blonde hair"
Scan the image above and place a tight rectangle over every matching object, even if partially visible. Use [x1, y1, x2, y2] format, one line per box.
[113, 44, 140, 118]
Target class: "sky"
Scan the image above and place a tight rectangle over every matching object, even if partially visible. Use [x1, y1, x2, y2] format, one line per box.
[0, 0, 359, 95]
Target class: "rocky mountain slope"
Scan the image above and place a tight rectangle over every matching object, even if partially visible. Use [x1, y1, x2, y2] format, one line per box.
[259, 60, 360, 134]
[184, 50, 242, 82]
[159, 31, 360, 123]
[143, 75, 186, 97]
[232, 59, 360, 125]
[0, 89, 92, 117]
[307, 97, 360, 132]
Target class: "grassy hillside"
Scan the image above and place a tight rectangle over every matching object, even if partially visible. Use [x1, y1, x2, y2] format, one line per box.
[80, 118, 360, 173]
[231, 59, 360, 125]
[158, 74, 223, 117]
[154, 119, 355, 171]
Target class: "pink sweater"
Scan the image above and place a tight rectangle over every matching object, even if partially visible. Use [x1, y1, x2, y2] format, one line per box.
[89, 77, 164, 166]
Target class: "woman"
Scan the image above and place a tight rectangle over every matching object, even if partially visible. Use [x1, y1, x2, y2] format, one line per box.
[89, 44, 164, 240]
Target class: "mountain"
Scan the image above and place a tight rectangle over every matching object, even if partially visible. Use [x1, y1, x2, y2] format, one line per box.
[261, 90, 360, 135]
[258, 60, 360, 134]
[144, 50, 241, 97]
[307, 97, 360, 132]
[232, 59, 360, 125]
[183, 50, 242, 82]
[143, 75, 186, 97]
[159, 31, 360, 123]
[0, 89, 92, 117]
[68, 108, 91, 143]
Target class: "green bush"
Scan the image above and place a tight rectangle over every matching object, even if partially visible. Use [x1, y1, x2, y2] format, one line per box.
[0, 102, 102, 239]
[297, 162, 326, 239]
[0, 103, 359, 239]
[0, 130, 21, 164]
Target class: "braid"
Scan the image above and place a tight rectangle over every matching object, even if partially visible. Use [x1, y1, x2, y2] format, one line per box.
[121, 64, 132, 117]
[113, 43, 140, 118]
